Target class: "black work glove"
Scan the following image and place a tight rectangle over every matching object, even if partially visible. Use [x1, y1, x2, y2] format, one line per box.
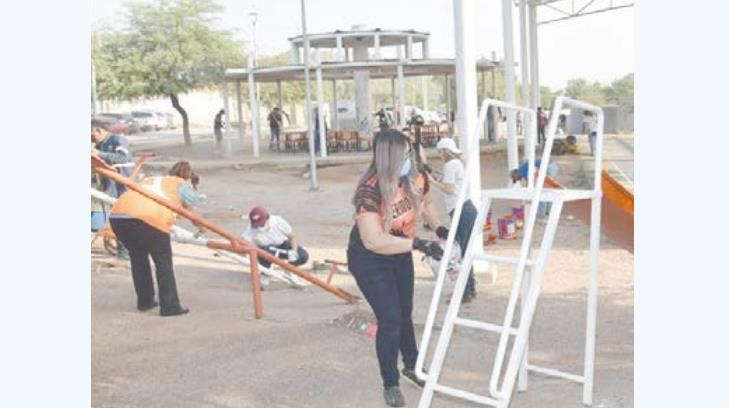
[413, 237, 444, 261]
[435, 226, 449, 240]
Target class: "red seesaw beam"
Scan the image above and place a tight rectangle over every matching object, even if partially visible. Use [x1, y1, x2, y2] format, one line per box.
[91, 155, 360, 319]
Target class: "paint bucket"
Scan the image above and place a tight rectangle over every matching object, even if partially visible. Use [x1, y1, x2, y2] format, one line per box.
[512, 206, 525, 229]
[483, 210, 494, 232]
[498, 215, 518, 240]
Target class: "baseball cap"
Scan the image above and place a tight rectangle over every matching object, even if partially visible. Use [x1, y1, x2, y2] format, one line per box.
[249, 206, 269, 228]
[436, 137, 462, 154]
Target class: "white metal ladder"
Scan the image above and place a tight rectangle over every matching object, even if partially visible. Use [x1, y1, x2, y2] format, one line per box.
[415, 96, 604, 408]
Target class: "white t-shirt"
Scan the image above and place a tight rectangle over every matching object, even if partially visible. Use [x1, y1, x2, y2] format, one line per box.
[242, 215, 292, 247]
[441, 159, 465, 213]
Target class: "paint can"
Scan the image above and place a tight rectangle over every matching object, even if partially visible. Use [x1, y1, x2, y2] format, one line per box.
[498, 215, 518, 240]
[512, 206, 525, 229]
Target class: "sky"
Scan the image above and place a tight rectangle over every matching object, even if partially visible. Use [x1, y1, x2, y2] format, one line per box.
[91, 0, 634, 89]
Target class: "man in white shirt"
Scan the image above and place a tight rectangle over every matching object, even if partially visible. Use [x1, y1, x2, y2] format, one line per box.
[242, 206, 309, 268]
[427, 137, 478, 303]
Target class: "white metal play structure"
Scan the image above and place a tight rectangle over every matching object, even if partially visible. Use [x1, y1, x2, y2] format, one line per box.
[414, 95, 604, 408]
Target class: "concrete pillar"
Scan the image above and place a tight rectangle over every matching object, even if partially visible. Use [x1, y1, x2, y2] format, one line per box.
[423, 38, 430, 59]
[352, 31, 371, 137]
[332, 79, 339, 130]
[406, 35, 413, 60]
[374, 32, 381, 59]
[453, 0, 480, 206]
[236, 80, 244, 145]
[222, 81, 230, 129]
[336, 35, 344, 61]
[291, 44, 300, 64]
[445, 74, 452, 136]
[276, 80, 283, 110]
[397, 63, 405, 128]
[247, 58, 260, 158]
[502, 0, 519, 172]
[529, 3, 540, 110]
[315, 52, 327, 157]
[519, 0, 531, 109]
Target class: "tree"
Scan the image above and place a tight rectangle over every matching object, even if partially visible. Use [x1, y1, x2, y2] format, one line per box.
[93, 0, 245, 145]
[603, 73, 634, 114]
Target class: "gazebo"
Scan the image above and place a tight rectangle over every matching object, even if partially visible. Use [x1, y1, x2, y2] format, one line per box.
[223, 25, 502, 158]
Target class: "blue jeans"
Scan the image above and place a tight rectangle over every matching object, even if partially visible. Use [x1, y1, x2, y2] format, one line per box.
[449, 200, 478, 296]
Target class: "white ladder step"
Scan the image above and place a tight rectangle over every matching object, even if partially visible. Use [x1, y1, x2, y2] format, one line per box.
[473, 252, 536, 267]
[432, 383, 501, 406]
[482, 187, 597, 202]
[453, 317, 517, 335]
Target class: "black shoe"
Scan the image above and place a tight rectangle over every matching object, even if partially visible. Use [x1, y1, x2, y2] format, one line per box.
[137, 300, 159, 312]
[383, 386, 406, 407]
[462, 292, 475, 304]
[160, 306, 189, 317]
[401, 367, 426, 388]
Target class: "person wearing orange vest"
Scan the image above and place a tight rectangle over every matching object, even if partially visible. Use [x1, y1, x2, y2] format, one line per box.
[347, 129, 445, 407]
[109, 161, 201, 317]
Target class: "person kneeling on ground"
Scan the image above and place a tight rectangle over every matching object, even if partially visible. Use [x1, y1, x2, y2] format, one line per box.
[426, 137, 478, 303]
[347, 129, 446, 407]
[109, 161, 202, 317]
[242, 206, 309, 268]
[510, 159, 560, 218]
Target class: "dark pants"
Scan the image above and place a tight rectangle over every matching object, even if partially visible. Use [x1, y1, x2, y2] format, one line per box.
[270, 126, 281, 147]
[347, 250, 418, 388]
[538, 126, 546, 143]
[258, 240, 309, 268]
[110, 218, 182, 312]
[449, 200, 478, 296]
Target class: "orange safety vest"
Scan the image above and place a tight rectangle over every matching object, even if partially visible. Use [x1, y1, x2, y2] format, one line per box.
[111, 176, 187, 233]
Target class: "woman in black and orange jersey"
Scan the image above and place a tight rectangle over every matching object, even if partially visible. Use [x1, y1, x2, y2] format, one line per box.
[347, 129, 445, 407]
[109, 161, 202, 317]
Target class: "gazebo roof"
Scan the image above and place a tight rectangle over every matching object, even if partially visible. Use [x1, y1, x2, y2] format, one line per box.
[224, 58, 501, 83]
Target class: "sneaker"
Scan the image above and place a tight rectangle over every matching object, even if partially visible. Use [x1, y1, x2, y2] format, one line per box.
[383, 386, 406, 407]
[401, 367, 425, 388]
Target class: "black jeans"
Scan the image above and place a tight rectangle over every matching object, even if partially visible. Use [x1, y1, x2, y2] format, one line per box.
[347, 249, 418, 388]
[110, 218, 183, 312]
[258, 240, 309, 268]
[538, 126, 546, 143]
[449, 200, 478, 296]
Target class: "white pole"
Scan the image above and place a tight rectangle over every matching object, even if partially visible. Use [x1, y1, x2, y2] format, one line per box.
[519, 0, 531, 108]
[423, 38, 430, 59]
[406, 35, 413, 60]
[222, 81, 230, 129]
[332, 80, 339, 130]
[529, 2, 540, 110]
[397, 63, 406, 129]
[236, 80, 244, 146]
[301, 0, 318, 190]
[502, 0, 519, 174]
[315, 52, 327, 158]
[453, 0, 480, 208]
[583, 108, 604, 405]
[247, 57, 260, 158]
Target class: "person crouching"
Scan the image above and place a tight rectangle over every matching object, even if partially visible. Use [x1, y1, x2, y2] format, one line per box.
[242, 206, 309, 268]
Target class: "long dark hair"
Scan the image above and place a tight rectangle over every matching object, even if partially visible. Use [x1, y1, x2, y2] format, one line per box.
[352, 129, 421, 229]
[168, 161, 199, 189]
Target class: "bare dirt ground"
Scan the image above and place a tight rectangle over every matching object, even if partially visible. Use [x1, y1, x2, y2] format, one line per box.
[92, 145, 633, 408]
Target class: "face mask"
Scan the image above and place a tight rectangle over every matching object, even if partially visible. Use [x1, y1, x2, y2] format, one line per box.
[400, 157, 412, 177]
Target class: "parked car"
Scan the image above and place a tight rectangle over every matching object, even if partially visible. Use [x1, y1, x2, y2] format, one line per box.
[98, 112, 142, 134]
[149, 112, 168, 130]
[130, 111, 155, 132]
[92, 115, 129, 135]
